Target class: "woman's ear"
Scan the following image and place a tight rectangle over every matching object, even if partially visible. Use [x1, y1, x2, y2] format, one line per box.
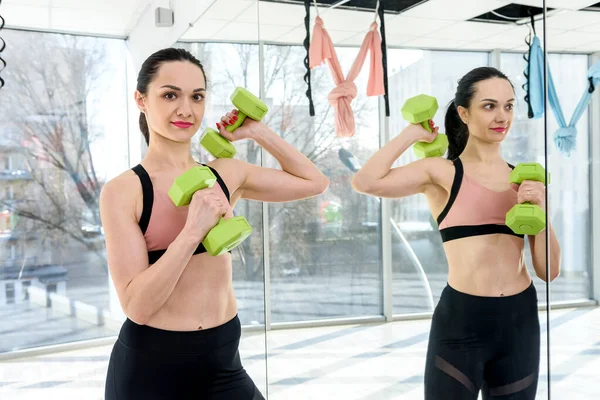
[134, 91, 146, 113]
[457, 105, 469, 125]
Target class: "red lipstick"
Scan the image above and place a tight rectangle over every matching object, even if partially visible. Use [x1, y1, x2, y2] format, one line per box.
[172, 121, 193, 128]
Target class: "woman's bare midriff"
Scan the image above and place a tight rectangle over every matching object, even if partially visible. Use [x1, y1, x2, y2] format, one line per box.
[133, 161, 242, 332]
[145, 252, 238, 331]
[443, 233, 532, 297]
[424, 160, 533, 298]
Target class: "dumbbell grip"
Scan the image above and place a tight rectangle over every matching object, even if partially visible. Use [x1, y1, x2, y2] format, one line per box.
[225, 111, 247, 133]
[420, 120, 433, 133]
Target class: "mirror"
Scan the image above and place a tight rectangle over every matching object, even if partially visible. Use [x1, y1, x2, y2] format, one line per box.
[543, 1, 600, 398]
[254, 0, 552, 398]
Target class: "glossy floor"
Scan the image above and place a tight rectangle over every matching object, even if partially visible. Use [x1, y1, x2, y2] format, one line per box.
[0, 306, 598, 399]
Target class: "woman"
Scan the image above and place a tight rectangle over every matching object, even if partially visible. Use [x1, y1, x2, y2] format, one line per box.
[100, 48, 329, 399]
[352, 67, 560, 400]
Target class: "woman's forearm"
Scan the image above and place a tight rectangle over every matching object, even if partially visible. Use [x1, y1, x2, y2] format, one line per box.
[531, 223, 561, 282]
[124, 228, 206, 324]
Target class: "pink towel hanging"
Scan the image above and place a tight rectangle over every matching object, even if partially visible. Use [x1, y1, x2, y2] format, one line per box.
[309, 16, 385, 138]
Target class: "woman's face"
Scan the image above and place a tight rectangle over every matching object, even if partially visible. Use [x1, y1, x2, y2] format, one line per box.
[458, 77, 515, 144]
[136, 61, 206, 143]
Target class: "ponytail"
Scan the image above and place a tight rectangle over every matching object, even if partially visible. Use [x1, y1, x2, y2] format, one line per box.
[139, 112, 149, 145]
[444, 100, 468, 160]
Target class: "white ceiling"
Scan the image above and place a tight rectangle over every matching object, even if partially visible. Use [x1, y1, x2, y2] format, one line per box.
[1, 0, 152, 37]
[3, 0, 600, 52]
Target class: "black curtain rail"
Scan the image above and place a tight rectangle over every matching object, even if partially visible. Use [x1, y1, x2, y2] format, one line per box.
[263, 0, 427, 14]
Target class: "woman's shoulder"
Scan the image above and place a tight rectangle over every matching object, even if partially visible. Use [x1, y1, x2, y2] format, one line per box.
[428, 157, 456, 168]
[431, 157, 460, 185]
[100, 168, 141, 207]
[420, 156, 458, 179]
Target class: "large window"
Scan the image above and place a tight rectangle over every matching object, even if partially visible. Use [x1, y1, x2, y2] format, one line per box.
[385, 50, 490, 314]
[546, 53, 591, 302]
[263, 45, 382, 322]
[0, 29, 128, 352]
[502, 52, 591, 302]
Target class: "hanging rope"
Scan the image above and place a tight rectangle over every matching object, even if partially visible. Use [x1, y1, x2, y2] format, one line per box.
[303, 0, 315, 116]
[377, 0, 389, 117]
[523, 11, 536, 118]
[0, 0, 6, 89]
[309, 14, 384, 137]
[304, 0, 388, 119]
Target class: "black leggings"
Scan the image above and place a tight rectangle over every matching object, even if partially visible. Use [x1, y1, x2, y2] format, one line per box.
[105, 315, 264, 400]
[425, 282, 540, 400]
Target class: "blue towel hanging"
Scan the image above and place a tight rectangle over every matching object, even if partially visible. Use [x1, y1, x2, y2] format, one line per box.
[524, 36, 545, 119]
[524, 35, 600, 156]
[553, 62, 600, 155]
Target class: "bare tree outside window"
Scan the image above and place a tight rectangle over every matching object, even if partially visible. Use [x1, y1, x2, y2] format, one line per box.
[0, 31, 109, 271]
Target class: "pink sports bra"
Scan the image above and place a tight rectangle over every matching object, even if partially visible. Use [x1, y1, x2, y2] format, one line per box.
[437, 158, 525, 243]
[131, 164, 231, 264]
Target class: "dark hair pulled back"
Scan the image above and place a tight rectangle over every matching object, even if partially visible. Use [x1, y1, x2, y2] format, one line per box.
[136, 48, 207, 145]
[444, 67, 514, 159]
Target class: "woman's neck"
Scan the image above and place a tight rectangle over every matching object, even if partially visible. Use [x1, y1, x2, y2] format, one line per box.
[459, 135, 503, 164]
[143, 132, 197, 170]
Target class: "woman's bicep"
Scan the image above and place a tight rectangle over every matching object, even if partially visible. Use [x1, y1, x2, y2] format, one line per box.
[353, 158, 446, 199]
[212, 158, 327, 203]
[99, 182, 149, 307]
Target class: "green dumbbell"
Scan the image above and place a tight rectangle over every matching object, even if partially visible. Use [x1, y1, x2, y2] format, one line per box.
[168, 166, 252, 256]
[203, 216, 252, 256]
[169, 166, 217, 207]
[200, 87, 269, 158]
[401, 94, 449, 158]
[505, 163, 549, 235]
